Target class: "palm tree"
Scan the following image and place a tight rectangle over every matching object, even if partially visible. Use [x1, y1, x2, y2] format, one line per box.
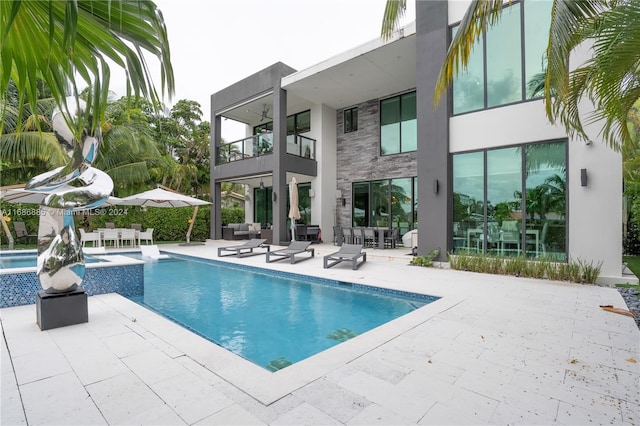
[381, 0, 640, 151]
[0, 0, 174, 137]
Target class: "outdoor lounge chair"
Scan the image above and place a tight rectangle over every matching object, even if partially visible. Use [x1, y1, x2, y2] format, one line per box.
[217, 238, 270, 258]
[323, 244, 366, 270]
[266, 241, 314, 264]
[13, 221, 37, 244]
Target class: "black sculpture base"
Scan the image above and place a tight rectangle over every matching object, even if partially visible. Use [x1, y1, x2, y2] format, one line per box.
[36, 287, 88, 331]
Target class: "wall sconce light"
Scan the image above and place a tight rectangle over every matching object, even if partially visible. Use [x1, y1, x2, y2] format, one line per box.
[259, 178, 265, 190]
[580, 168, 588, 187]
[341, 198, 346, 207]
[272, 192, 277, 202]
[433, 179, 439, 194]
[244, 194, 251, 201]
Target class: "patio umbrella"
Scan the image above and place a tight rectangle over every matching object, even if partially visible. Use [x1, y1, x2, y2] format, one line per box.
[288, 178, 301, 241]
[118, 186, 210, 244]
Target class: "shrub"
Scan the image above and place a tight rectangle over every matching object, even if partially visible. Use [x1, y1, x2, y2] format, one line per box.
[221, 207, 245, 225]
[411, 249, 440, 267]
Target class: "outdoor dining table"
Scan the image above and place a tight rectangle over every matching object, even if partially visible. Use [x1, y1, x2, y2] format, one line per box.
[375, 228, 396, 249]
[96, 228, 140, 248]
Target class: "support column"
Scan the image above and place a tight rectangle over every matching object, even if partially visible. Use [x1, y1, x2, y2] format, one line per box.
[416, 0, 449, 260]
[272, 85, 288, 245]
[211, 114, 222, 240]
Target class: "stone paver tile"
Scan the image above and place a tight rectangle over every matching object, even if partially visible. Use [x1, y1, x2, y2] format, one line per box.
[439, 387, 500, 422]
[347, 402, 415, 425]
[396, 370, 456, 404]
[338, 371, 435, 422]
[563, 363, 638, 401]
[194, 403, 266, 425]
[489, 400, 558, 425]
[85, 372, 167, 425]
[419, 401, 491, 425]
[122, 348, 187, 385]
[102, 330, 156, 358]
[175, 356, 227, 387]
[349, 352, 412, 384]
[143, 333, 185, 358]
[122, 403, 187, 425]
[620, 399, 640, 425]
[292, 377, 370, 423]
[611, 347, 640, 373]
[11, 347, 72, 385]
[151, 371, 234, 424]
[20, 371, 105, 426]
[1, 370, 27, 426]
[270, 402, 341, 425]
[569, 342, 615, 367]
[236, 394, 304, 424]
[556, 400, 623, 425]
[3, 328, 57, 358]
[64, 346, 129, 386]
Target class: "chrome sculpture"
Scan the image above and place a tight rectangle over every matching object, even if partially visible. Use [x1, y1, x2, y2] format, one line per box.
[26, 99, 113, 293]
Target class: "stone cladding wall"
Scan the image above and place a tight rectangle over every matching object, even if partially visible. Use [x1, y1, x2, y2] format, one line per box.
[335, 98, 417, 227]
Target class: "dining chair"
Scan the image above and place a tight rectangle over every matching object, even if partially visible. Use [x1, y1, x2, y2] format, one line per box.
[102, 229, 120, 248]
[342, 227, 353, 244]
[79, 228, 101, 247]
[130, 223, 142, 231]
[138, 228, 154, 245]
[105, 222, 115, 229]
[363, 227, 376, 248]
[120, 228, 137, 248]
[384, 228, 399, 249]
[332, 225, 344, 246]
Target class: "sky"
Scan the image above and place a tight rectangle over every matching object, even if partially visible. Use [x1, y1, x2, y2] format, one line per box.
[109, 0, 415, 141]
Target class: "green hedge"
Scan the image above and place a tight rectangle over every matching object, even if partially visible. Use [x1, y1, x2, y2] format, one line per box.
[1, 201, 212, 244]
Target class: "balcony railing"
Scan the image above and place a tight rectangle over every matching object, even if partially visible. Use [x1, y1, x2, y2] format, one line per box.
[216, 132, 316, 164]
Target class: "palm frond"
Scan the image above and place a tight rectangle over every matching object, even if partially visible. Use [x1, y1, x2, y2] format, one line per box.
[0, 0, 174, 137]
[381, 0, 407, 40]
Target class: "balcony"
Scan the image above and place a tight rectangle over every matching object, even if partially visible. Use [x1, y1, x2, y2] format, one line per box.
[216, 132, 316, 164]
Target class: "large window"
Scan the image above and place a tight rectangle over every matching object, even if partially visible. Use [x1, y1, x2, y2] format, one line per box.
[452, 0, 553, 114]
[380, 92, 417, 155]
[253, 182, 312, 228]
[452, 140, 567, 261]
[352, 177, 417, 236]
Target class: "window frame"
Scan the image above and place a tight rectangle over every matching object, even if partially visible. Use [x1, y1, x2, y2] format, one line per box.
[344, 106, 358, 133]
[450, 0, 552, 116]
[379, 91, 417, 156]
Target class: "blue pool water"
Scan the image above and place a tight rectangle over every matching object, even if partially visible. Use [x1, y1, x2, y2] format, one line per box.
[127, 254, 438, 371]
[0, 253, 103, 269]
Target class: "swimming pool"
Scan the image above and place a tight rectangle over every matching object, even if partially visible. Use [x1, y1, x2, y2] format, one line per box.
[0, 253, 104, 269]
[127, 253, 438, 371]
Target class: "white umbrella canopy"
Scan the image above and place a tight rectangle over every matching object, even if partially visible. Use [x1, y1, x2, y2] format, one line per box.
[118, 187, 210, 208]
[288, 178, 301, 241]
[119, 187, 211, 245]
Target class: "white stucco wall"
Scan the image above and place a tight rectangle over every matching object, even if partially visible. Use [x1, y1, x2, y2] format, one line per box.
[309, 103, 337, 242]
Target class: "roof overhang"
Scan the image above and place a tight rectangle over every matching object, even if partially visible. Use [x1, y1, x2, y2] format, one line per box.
[282, 22, 416, 110]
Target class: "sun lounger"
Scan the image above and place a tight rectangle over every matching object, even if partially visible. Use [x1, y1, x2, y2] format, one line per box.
[323, 244, 366, 270]
[140, 245, 170, 259]
[217, 238, 270, 258]
[266, 241, 314, 264]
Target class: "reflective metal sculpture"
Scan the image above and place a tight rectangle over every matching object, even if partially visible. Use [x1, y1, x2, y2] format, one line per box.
[26, 99, 113, 293]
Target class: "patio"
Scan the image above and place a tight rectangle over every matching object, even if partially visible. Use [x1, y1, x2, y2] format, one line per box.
[2, 241, 639, 425]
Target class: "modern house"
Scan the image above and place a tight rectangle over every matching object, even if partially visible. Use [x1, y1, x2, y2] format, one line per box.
[210, 0, 627, 284]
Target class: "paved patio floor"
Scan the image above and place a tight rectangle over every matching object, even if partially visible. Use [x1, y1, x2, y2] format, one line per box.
[2, 241, 639, 425]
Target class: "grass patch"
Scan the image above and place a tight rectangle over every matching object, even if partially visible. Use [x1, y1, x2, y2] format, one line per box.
[623, 255, 640, 277]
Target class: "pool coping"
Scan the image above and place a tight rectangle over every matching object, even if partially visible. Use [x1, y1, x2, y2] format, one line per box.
[98, 290, 460, 405]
